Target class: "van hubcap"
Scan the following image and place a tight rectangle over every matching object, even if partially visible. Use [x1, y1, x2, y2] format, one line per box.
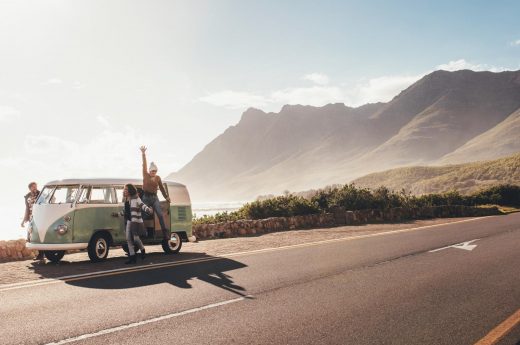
[96, 239, 107, 257]
[168, 234, 180, 250]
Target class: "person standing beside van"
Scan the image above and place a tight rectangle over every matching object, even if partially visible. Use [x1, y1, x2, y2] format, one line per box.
[124, 184, 151, 264]
[139, 146, 171, 241]
[22, 182, 44, 261]
[22, 182, 40, 228]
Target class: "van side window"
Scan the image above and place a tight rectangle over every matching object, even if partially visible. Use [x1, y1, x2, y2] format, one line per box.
[115, 187, 125, 203]
[89, 187, 117, 204]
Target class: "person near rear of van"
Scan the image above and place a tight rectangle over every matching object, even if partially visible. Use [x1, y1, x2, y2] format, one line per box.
[140, 146, 171, 241]
[22, 182, 40, 227]
[124, 184, 151, 264]
[22, 182, 43, 260]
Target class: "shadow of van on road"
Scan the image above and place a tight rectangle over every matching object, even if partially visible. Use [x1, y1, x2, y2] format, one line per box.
[30, 252, 248, 297]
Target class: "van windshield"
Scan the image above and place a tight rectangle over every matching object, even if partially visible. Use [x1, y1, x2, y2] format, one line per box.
[36, 187, 54, 205]
[37, 185, 80, 204]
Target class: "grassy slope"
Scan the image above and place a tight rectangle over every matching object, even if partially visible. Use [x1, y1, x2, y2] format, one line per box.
[351, 152, 520, 195]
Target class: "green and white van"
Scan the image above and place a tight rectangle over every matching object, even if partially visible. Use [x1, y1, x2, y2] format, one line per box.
[26, 178, 194, 263]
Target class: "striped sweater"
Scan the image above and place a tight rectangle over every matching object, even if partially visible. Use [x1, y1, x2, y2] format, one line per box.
[126, 196, 152, 224]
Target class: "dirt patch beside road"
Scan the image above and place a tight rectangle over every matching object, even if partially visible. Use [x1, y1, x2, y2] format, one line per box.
[0, 217, 476, 286]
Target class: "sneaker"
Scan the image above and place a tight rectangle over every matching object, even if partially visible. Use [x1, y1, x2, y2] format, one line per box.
[125, 255, 137, 264]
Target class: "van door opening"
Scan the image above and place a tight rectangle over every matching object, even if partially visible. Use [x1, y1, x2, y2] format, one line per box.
[141, 183, 171, 239]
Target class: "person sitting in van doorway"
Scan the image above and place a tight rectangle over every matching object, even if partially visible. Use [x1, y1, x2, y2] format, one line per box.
[22, 182, 44, 261]
[140, 146, 171, 241]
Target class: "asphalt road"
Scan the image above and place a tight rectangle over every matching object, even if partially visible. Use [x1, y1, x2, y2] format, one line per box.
[1, 213, 519, 345]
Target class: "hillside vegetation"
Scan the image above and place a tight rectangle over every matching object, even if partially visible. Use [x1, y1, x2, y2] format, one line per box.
[352, 152, 520, 194]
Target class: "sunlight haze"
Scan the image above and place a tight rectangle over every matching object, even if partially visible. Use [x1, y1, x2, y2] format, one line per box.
[1, 0, 519, 238]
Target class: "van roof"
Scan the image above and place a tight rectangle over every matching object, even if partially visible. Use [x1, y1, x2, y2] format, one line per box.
[45, 178, 187, 188]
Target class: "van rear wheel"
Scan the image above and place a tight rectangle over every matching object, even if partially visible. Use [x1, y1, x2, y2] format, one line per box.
[162, 233, 182, 254]
[88, 233, 110, 262]
[44, 250, 65, 263]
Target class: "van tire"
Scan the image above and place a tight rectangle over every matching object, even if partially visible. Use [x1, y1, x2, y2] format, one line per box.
[44, 250, 65, 263]
[88, 233, 110, 262]
[162, 233, 182, 254]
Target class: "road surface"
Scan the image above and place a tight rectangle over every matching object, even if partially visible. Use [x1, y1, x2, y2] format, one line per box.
[0, 213, 519, 345]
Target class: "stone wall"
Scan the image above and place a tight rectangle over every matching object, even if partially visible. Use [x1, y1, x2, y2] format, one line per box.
[0, 239, 37, 262]
[0, 205, 500, 262]
[192, 205, 501, 240]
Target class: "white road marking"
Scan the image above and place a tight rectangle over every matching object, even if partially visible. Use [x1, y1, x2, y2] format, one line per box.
[429, 239, 480, 253]
[0, 215, 496, 293]
[45, 295, 253, 345]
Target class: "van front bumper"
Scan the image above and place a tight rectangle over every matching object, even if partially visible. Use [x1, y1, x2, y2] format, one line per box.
[26, 243, 88, 251]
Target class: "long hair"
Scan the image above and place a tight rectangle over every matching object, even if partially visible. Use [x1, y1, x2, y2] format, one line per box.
[126, 184, 138, 197]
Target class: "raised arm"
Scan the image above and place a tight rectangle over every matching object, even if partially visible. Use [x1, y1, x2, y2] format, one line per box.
[140, 146, 148, 177]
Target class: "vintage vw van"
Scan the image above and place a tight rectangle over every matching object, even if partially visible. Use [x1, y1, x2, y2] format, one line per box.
[26, 178, 194, 263]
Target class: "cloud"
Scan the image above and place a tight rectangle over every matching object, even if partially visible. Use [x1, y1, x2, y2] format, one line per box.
[41, 78, 63, 85]
[200, 60, 512, 110]
[96, 114, 110, 128]
[22, 126, 174, 179]
[302, 73, 330, 85]
[510, 39, 520, 46]
[271, 86, 344, 106]
[349, 74, 422, 106]
[199, 90, 270, 109]
[436, 59, 507, 72]
[24, 135, 78, 155]
[72, 81, 84, 89]
[0, 105, 21, 122]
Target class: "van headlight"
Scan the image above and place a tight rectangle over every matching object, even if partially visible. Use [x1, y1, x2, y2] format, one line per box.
[55, 224, 69, 235]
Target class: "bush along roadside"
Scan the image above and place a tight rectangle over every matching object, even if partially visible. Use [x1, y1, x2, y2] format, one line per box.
[194, 183, 519, 225]
[192, 205, 501, 240]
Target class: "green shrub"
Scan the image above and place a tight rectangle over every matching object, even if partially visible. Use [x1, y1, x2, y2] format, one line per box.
[193, 210, 245, 225]
[192, 183, 520, 224]
[241, 195, 320, 219]
[472, 184, 520, 206]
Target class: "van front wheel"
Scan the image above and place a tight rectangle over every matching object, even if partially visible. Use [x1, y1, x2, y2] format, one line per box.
[44, 250, 65, 263]
[88, 233, 110, 262]
[162, 233, 182, 254]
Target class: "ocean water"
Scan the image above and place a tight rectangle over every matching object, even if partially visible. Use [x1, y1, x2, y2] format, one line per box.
[1, 202, 245, 241]
[191, 201, 244, 218]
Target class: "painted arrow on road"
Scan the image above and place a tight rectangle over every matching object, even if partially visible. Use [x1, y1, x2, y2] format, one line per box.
[429, 239, 480, 253]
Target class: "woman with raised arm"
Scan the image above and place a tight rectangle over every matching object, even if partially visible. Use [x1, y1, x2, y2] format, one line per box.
[140, 146, 171, 241]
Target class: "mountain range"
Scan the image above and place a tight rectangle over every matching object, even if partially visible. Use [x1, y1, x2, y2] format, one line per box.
[168, 69, 520, 201]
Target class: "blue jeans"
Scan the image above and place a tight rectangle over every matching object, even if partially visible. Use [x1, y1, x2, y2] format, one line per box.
[142, 193, 169, 239]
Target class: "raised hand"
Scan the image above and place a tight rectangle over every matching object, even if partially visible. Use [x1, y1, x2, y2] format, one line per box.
[140, 146, 147, 153]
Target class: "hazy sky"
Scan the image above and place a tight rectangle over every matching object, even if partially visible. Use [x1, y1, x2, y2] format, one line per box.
[1, 0, 519, 238]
